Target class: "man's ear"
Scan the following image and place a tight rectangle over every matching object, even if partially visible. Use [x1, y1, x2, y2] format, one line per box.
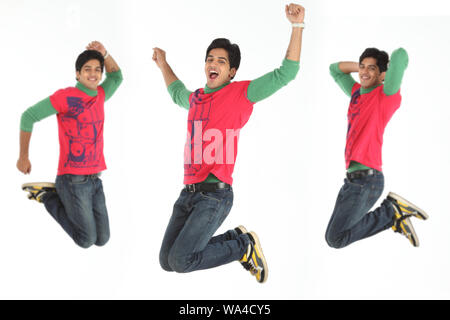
[380, 71, 386, 82]
[76, 71, 80, 81]
[229, 67, 237, 79]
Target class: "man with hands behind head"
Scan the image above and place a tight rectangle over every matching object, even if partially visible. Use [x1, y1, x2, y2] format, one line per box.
[153, 4, 305, 283]
[18, 41, 123, 249]
[325, 47, 428, 249]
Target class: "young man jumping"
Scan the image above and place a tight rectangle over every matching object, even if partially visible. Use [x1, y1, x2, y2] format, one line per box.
[152, 3, 305, 283]
[17, 41, 123, 249]
[325, 47, 428, 249]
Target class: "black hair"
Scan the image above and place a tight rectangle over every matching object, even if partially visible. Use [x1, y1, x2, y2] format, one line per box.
[75, 50, 105, 72]
[205, 38, 241, 78]
[359, 48, 389, 73]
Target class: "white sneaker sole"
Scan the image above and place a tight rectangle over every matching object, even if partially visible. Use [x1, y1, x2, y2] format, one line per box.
[22, 182, 55, 190]
[248, 231, 268, 283]
[388, 192, 429, 220]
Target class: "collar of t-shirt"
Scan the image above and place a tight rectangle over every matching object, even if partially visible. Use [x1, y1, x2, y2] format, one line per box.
[204, 81, 231, 94]
[76, 81, 98, 97]
[360, 83, 382, 95]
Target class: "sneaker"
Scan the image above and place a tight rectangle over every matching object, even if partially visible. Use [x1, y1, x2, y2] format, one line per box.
[22, 182, 56, 203]
[239, 231, 268, 283]
[387, 192, 429, 220]
[391, 205, 420, 247]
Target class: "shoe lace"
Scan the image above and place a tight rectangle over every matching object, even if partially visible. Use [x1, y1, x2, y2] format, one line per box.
[242, 260, 259, 275]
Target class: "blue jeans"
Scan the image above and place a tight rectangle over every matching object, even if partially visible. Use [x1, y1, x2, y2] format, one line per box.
[42, 174, 110, 248]
[159, 188, 251, 273]
[325, 171, 396, 248]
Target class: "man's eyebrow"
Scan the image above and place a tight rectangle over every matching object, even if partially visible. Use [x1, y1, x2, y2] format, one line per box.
[207, 54, 228, 61]
[360, 63, 377, 67]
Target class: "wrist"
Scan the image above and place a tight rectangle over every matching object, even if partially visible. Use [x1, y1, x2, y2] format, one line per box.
[291, 22, 305, 28]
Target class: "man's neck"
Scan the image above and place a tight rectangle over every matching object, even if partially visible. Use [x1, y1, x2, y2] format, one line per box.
[76, 81, 98, 97]
[204, 81, 231, 94]
[360, 83, 382, 94]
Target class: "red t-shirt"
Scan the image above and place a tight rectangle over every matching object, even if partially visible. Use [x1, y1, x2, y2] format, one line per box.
[345, 83, 401, 171]
[184, 81, 254, 185]
[49, 86, 106, 175]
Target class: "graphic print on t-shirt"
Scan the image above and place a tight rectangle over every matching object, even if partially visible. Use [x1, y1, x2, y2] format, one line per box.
[61, 96, 103, 169]
[345, 88, 361, 160]
[184, 89, 212, 177]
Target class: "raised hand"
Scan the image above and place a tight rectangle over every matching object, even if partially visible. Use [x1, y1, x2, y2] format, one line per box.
[86, 41, 107, 57]
[285, 3, 305, 24]
[152, 47, 168, 69]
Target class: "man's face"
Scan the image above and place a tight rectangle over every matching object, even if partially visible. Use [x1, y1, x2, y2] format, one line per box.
[76, 59, 103, 90]
[205, 48, 236, 89]
[358, 57, 385, 89]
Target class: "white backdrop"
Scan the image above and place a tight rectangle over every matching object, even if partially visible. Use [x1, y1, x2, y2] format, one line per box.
[1, 0, 449, 299]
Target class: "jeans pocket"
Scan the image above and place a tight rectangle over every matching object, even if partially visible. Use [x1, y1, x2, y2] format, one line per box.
[67, 174, 89, 185]
[343, 178, 364, 190]
[199, 191, 223, 202]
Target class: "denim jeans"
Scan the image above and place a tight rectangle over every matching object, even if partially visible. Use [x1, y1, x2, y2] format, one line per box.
[42, 174, 110, 248]
[325, 171, 396, 248]
[159, 188, 251, 273]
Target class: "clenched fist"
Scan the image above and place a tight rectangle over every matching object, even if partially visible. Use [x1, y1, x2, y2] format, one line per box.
[17, 157, 32, 174]
[285, 3, 305, 24]
[152, 47, 168, 69]
[86, 41, 107, 57]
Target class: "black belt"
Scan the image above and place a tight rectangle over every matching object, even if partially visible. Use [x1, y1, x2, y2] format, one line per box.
[184, 182, 231, 193]
[346, 169, 377, 181]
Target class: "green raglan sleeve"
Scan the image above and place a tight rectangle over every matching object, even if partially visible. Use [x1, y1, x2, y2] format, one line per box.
[329, 63, 357, 98]
[20, 97, 58, 132]
[167, 80, 192, 110]
[100, 70, 123, 102]
[383, 48, 409, 96]
[246, 58, 300, 103]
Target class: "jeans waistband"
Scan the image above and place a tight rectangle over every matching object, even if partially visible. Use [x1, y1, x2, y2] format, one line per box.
[346, 168, 381, 181]
[184, 182, 231, 193]
[64, 173, 101, 178]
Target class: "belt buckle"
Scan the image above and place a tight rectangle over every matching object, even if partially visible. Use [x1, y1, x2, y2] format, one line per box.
[186, 184, 196, 193]
[347, 171, 359, 181]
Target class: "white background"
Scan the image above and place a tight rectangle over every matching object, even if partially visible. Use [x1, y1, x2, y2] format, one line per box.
[0, 0, 449, 299]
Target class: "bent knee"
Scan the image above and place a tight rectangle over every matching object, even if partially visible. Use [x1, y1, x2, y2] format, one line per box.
[75, 237, 96, 249]
[325, 235, 346, 249]
[159, 248, 173, 272]
[95, 235, 110, 247]
[159, 255, 173, 272]
[168, 251, 190, 273]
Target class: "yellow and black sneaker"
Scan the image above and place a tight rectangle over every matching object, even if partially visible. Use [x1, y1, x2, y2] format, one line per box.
[22, 182, 56, 203]
[239, 231, 268, 283]
[387, 192, 429, 220]
[391, 206, 419, 247]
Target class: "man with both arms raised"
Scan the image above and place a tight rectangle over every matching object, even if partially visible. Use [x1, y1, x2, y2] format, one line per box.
[153, 4, 305, 283]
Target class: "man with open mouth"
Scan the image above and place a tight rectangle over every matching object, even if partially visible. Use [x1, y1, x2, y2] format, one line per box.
[153, 3, 305, 283]
[17, 41, 123, 249]
[325, 47, 429, 249]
